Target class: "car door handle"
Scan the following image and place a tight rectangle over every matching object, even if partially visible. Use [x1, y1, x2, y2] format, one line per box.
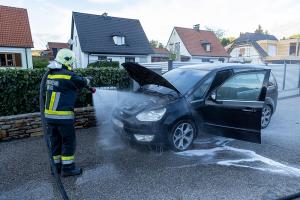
[242, 108, 256, 112]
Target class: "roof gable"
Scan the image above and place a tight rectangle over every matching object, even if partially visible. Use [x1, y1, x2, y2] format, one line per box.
[174, 27, 229, 57]
[72, 12, 153, 55]
[0, 5, 33, 48]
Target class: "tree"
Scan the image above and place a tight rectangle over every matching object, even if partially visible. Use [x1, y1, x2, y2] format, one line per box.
[255, 25, 264, 34]
[205, 26, 225, 39]
[221, 37, 236, 47]
[149, 40, 158, 48]
[288, 34, 300, 39]
[149, 40, 165, 48]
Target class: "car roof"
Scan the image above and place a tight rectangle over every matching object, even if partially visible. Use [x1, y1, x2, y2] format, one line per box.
[177, 63, 269, 73]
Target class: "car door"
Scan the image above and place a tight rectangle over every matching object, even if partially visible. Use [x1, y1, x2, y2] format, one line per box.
[200, 69, 271, 143]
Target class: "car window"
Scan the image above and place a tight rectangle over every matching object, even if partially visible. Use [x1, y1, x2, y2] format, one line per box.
[216, 72, 266, 101]
[192, 76, 214, 100]
[162, 68, 209, 94]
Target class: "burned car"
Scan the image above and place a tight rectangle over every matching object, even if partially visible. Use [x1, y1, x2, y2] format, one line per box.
[112, 63, 278, 151]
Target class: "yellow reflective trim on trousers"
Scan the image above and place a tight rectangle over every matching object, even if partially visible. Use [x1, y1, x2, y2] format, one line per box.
[49, 92, 56, 110]
[47, 74, 71, 80]
[61, 155, 75, 161]
[44, 109, 74, 116]
[53, 155, 61, 160]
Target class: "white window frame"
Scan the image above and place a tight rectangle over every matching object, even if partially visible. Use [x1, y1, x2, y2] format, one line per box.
[113, 36, 125, 45]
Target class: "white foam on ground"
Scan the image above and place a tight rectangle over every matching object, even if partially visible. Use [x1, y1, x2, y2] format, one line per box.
[177, 137, 300, 177]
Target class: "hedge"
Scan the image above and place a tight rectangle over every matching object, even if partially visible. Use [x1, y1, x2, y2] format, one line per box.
[32, 57, 50, 69]
[87, 61, 119, 68]
[0, 68, 130, 116]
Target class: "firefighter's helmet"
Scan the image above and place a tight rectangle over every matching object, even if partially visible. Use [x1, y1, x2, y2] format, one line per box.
[55, 48, 75, 66]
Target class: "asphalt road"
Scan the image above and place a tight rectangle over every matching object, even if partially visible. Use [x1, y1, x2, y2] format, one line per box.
[1, 97, 300, 200]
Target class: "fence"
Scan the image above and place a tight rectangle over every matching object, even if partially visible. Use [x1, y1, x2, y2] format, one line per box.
[141, 61, 300, 98]
[269, 64, 300, 98]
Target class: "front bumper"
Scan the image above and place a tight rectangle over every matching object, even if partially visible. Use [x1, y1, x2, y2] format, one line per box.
[112, 116, 167, 145]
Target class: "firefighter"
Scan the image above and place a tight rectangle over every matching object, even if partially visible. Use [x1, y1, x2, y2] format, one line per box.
[45, 48, 94, 177]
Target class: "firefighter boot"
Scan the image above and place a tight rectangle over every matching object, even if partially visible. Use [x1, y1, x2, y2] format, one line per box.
[61, 163, 82, 177]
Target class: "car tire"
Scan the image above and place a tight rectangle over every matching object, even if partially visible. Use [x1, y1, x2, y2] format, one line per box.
[168, 120, 196, 152]
[261, 104, 273, 129]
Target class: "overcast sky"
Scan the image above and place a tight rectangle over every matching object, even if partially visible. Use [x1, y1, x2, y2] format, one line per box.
[1, 0, 299, 49]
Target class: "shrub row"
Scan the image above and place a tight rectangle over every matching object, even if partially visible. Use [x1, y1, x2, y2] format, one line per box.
[0, 68, 131, 116]
[87, 61, 119, 68]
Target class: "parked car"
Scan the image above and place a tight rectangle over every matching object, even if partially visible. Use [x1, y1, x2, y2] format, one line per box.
[112, 63, 278, 151]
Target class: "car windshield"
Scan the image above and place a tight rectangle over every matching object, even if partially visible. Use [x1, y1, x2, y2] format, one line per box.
[148, 68, 209, 94]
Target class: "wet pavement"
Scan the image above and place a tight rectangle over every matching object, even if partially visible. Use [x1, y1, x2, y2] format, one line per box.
[1, 97, 300, 200]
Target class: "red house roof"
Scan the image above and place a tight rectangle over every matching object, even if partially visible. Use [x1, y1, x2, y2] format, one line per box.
[174, 27, 229, 57]
[153, 47, 169, 54]
[0, 5, 33, 48]
[47, 42, 69, 49]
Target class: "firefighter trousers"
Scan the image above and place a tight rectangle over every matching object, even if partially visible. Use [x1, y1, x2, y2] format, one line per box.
[47, 123, 76, 164]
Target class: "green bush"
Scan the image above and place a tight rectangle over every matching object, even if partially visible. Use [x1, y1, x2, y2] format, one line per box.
[0, 68, 130, 116]
[33, 57, 50, 69]
[87, 61, 119, 68]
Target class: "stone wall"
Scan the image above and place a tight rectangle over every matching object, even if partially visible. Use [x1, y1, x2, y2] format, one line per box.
[0, 107, 96, 141]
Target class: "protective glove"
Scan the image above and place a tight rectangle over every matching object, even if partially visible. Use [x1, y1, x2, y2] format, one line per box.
[89, 87, 96, 94]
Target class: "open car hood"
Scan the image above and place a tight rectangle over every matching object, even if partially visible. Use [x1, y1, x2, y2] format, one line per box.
[122, 62, 181, 94]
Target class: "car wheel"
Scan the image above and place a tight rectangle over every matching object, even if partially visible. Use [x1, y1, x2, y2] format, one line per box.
[261, 104, 273, 129]
[168, 120, 196, 152]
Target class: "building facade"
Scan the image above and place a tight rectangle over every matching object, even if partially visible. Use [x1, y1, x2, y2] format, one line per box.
[0, 5, 33, 69]
[71, 12, 153, 68]
[166, 25, 229, 63]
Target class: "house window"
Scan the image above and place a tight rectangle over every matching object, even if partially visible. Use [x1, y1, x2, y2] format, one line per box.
[297, 43, 300, 56]
[0, 53, 22, 67]
[98, 56, 107, 61]
[113, 36, 125, 45]
[202, 58, 210, 62]
[205, 44, 211, 52]
[125, 57, 135, 62]
[289, 43, 297, 56]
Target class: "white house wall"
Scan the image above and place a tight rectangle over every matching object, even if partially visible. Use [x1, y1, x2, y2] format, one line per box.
[166, 29, 190, 57]
[72, 22, 88, 68]
[229, 45, 263, 64]
[0, 47, 33, 69]
[88, 54, 151, 67]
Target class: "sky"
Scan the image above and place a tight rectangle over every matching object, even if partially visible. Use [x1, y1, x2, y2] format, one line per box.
[1, 0, 299, 49]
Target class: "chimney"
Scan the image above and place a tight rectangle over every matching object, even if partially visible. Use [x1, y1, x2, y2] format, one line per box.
[193, 24, 200, 31]
[102, 12, 108, 17]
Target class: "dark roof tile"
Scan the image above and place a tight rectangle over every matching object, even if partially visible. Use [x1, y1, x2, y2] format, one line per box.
[72, 12, 153, 55]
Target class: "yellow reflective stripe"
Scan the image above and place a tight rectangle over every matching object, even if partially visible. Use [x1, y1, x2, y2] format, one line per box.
[49, 92, 56, 110]
[53, 155, 61, 160]
[47, 74, 71, 80]
[61, 155, 75, 161]
[66, 65, 72, 71]
[45, 109, 74, 116]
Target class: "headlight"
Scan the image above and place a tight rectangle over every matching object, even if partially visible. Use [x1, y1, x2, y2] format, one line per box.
[136, 108, 166, 122]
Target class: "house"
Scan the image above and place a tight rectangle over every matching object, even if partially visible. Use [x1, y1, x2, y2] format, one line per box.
[46, 42, 69, 59]
[227, 32, 278, 64]
[70, 12, 153, 68]
[263, 38, 300, 64]
[228, 32, 300, 64]
[151, 48, 170, 62]
[166, 25, 229, 63]
[0, 5, 33, 68]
